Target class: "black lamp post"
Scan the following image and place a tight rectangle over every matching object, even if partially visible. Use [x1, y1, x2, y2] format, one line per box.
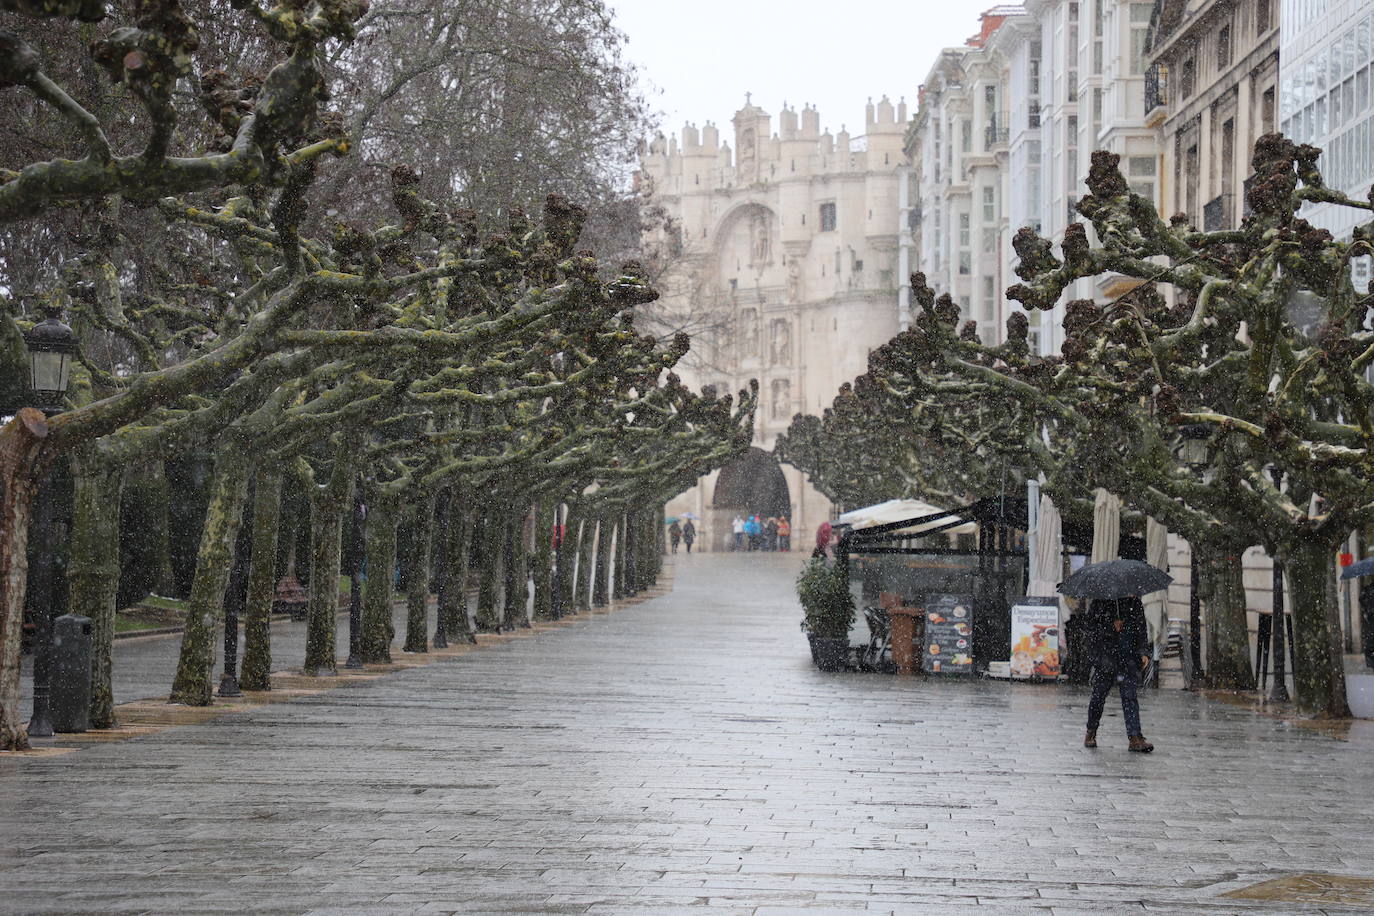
[21, 305, 76, 738]
[1175, 424, 1210, 687]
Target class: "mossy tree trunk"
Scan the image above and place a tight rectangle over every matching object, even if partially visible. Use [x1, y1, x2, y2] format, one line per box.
[553, 504, 575, 617]
[170, 450, 250, 705]
[611, 517, 625, 601]
[503, 506, 530, 629]
[1197, 542, 1255, 690]
[593, 519, 610, 607]
[303, 453, 353, 677]
[1286, 537, 1351, 716]
[401, 493, 434, 653]
[359, 496, 399, 663]
[475, 507, 503, 632]
[440, 505, 475, 642]
[68, 445, 123, 728]
[576, 519, 594, 612]
[532, 499, 555, 622]
[240, 468, 282, 691]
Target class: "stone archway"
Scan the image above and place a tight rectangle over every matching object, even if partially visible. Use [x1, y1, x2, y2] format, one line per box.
[711, 447, 791, 518]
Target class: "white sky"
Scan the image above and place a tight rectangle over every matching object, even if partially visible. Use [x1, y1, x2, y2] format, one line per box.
[609, 0, 1004, 140]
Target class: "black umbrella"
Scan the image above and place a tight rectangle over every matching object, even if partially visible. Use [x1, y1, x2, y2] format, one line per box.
[1339, 557, 1374, 580]
[1057, 559, 1172, 598]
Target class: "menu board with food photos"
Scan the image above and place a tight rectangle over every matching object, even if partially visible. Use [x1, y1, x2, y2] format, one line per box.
[1010, 598, 1061, 680]
[923, 594, 974, 675]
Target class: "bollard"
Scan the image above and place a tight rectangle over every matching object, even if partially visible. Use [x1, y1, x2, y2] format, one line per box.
[50, 614, 93, 733]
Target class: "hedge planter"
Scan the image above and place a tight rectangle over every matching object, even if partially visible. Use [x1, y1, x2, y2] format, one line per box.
[812, 636, 849, 672]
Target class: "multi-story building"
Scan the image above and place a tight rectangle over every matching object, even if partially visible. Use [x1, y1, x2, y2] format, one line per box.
[909, 9, 1024, 347]
[638, 98, 907, 550]
[1146, 0, 1279, 232]
[1279, 0, 1374, 249]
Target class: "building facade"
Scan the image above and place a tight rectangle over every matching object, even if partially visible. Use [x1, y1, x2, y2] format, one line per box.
[1279, 0, 1374, 246]
[1146, 0, 1279, 232]
[638, 98, 907, 550]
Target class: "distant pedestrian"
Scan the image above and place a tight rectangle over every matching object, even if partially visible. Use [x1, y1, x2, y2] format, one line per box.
[1083, 597, 1154, 753]
[777, 516, 791, 551]
[764, 517, 779, 551]
[668, 520, 682, 554]
[813, 520, 833, 558]
[744, 515, 761, 551]
[682, 519, 696, 553]
[731, 515, 745, 551]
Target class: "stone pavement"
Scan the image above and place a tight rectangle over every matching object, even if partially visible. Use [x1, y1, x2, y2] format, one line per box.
[3, 553, 1374, 915]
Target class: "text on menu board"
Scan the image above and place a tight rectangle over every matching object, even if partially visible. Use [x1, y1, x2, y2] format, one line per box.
[923, 593, 974, 675]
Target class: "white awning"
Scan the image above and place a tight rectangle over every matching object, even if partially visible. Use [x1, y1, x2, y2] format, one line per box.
[835, 498, 977, 536]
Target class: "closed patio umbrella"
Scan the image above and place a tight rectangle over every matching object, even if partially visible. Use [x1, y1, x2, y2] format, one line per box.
[1091, 488, 1121, 565]
[1026, 492, 1062, 598]
[1142, 517, 1170, 646]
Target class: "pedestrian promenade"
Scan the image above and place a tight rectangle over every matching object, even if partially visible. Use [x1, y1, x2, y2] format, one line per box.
[3, 553, 1374, 914]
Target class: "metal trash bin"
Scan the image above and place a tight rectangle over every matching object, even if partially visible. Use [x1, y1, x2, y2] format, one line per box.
[50, 614, 92, 733]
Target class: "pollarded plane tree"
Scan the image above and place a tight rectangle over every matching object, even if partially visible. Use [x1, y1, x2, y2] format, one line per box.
[0, 0, 373, 750]
[775, 305, 1050, 515]
[931, 137, 1374, 715]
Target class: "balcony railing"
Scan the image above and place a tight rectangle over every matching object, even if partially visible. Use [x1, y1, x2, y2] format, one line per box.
[985, 125, 1010, 147]
[1203, 192, 1234, 231]
[1146, 63, 1170, 113]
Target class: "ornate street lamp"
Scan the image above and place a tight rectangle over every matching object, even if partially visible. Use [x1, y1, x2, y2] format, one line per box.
[21, 305, 75, 738]
[22, 305, 76, 412]
[1174, 424, 1211, 687]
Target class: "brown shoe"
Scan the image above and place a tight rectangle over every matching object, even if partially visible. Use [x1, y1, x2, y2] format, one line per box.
[1084, 729, 1097, 749]
[1128, 735, 1154, 753]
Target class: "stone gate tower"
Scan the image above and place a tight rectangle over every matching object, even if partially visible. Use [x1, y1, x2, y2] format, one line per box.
[639, 96, 908, 551]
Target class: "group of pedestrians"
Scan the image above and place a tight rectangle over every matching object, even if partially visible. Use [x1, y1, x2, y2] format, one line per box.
[730, 514, 791, 552]
[667, 518, 696, 554]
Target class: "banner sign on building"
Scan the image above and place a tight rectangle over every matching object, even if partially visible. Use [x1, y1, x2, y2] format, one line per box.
[1010, 597, 1060, 680]
[923, 594, 974, 675]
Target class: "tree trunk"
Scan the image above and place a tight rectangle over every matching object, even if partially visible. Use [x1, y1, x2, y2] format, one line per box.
[303, 485, 346, 677]
[1198, 543, 1256, 690]
[169, 450, 250, 705]
[0, 410, 51, 750]
[593, 519, 610, 607]
[438, 506, 475, 642]
[401, 493, 434, 653]
[240, 468, 282, 691]
[359, 496, 399, 663]
[611, 517, 625, 601]
[503, 507, 530, 629]
[532, 500, 555, 621]
[67, 446, 123, 728]
[1286, 537, 1352, 717]
[576, 519, 594, 612]
[475, 509, 503, 632]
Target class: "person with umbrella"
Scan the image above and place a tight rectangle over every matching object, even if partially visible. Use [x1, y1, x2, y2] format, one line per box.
[668, 519, 682, 554]
[1060, 559, 1168, 754]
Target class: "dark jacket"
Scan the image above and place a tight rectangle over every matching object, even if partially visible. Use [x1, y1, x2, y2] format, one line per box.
[1086, 597, 1150, 672]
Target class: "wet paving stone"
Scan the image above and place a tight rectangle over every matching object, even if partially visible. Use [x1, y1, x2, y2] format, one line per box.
[3, 552, 1374, 912]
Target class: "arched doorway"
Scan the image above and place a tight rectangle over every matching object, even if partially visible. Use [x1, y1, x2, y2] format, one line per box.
[712, 447, 791, 518]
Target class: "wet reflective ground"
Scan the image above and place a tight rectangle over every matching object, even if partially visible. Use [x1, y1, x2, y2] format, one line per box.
[3, 552, 1374, 914]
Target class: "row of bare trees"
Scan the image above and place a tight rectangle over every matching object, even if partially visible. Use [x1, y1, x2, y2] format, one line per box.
[0, 0, 750, 750]
[781, 137, 1374, 717]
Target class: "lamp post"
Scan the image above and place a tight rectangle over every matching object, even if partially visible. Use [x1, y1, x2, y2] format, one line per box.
[21, 305, 76, 738]
[1176, 424, 1210, 688]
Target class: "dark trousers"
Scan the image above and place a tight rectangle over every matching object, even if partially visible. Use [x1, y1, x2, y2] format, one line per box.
[1086, 661, 1142, 736]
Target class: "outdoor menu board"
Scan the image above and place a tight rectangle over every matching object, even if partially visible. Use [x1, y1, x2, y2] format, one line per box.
[923, 593, 974, 675]
[1010, 598, 1061, 680]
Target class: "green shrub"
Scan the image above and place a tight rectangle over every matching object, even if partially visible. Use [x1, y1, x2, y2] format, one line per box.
[797, 557, 855, 640]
